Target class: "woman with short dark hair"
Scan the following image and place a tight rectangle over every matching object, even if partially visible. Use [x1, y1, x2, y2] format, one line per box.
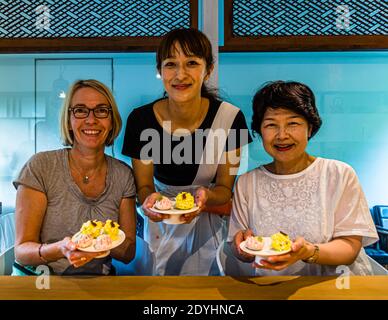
[251, 80, 322, 138]
[229, 80, 378, 275]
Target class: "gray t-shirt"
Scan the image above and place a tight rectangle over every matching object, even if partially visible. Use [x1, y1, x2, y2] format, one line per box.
[13, 148, 136, 275]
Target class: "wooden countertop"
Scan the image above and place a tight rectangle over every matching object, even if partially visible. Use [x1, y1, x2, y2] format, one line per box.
[1, 276, 388, 300]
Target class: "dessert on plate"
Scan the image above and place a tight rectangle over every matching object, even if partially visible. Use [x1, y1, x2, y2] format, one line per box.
[94, 234, 113, 251]
[80, 219, 103, 238]
[154, 195, 172, 210]
[73, 219, 121, 250]
[271, 231, 292, 251]
[72, 232, 93, 248]
[245, 236, 264, 251]
[102, 219, 120, 241]
[175, 192, 195, 210]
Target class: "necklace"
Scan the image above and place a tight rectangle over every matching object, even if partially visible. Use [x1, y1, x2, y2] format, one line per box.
[69, 151, 102, 184]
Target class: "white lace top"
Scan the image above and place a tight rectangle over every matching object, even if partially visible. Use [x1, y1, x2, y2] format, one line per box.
[228, 157, 379, 276]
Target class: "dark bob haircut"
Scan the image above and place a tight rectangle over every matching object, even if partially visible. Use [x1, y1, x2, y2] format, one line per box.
[156, 28, 218, 100]
[251, 81, 322, 139]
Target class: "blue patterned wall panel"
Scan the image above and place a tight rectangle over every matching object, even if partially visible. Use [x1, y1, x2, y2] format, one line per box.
[0, 0, 192, 38]
[233, 0, 387, 36]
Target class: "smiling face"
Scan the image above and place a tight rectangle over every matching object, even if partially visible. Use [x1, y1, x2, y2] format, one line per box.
[160, 42, 211, 103]
[260, 107, 312, 166]
[69, 87, 112, 151]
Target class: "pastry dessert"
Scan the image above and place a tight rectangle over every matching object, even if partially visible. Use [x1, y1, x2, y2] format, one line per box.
[72, 232, 93, 248]
[94, 234, 113, 251]
[102, 219, 120, 241]
[80, 219, 103, 238]
[175, 192, 195, 210]
[73, 219, 121, 250]
[271, 231, 292, 251]
[154, 195, 172, 211]
[245, 236, 264, 251]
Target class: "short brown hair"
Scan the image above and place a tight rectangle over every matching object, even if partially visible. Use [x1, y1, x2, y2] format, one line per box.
[60, 79, 121, 146]
[252, 81, 322, 139]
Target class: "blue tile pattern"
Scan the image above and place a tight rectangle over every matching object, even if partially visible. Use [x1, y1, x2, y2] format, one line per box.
[0, 0, 191, 38]
[233, 0, 387, 36]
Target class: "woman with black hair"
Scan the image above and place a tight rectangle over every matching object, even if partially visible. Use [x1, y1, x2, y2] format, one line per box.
[229, 81, 378, 275]
[122, 28, 251, 275]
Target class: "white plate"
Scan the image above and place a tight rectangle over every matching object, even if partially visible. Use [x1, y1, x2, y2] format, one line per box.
[150, 200, 199, 225]
[72, 229, 125, 256]
[239, 237, 291, 257]
[150, 201, 199, 215]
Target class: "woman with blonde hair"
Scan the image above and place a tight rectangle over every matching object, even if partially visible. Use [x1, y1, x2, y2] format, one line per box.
[13, 79, 136, 275]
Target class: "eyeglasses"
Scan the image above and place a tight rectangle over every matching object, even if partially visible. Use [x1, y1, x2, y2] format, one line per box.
[69, 105, 112, 119]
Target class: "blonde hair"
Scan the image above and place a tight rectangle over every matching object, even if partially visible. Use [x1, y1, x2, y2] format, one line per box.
[60, 79, 121, 146]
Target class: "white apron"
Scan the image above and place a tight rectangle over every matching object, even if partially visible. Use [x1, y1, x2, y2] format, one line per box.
[142, 102, 240, 275]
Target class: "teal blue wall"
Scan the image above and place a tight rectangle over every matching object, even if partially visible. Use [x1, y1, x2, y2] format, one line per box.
[215, 0, 388, 205]
[219, 51, 388, 206]
[0, 52, 388, 210]
[1, 50, 387, 210]
[0, 53, 162, 211]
